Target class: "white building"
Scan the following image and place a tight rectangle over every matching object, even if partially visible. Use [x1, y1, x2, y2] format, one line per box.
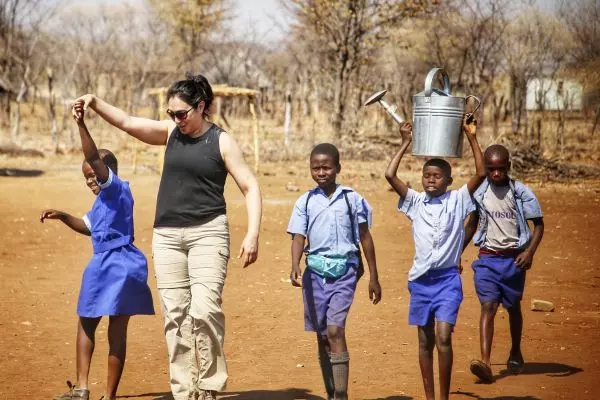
[526, 78, 583, 111]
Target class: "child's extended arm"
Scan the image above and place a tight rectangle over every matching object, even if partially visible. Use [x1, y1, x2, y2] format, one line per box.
[290, 234, 305, 287]
[515, 217, 544, 270]
[359, 223, 382, 305]
[75, 108, 110, 184]
[385, 122, 413, 198]
[40, 209, 91, 236]
[464, 115, 486, 195]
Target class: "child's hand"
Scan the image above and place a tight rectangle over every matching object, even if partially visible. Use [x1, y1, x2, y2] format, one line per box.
[290, 265, 302, 287]
[369, 278, 382, 305]
[463, 113, 477, 137]
[399, 122, 412, 144]
[515, 250, 534, 270]
[40, 209, 65, 223]
[72, 100, 85, 122]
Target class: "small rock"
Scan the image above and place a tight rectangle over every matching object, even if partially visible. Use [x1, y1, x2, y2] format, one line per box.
[531, 299, 555, 312]
[285, 182, 300, 192]
[280, 277, 291, 283]
[296, 363, 304, 368]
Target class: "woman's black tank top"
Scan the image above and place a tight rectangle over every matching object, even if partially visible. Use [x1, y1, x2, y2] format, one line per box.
[153, 124, 227, 228]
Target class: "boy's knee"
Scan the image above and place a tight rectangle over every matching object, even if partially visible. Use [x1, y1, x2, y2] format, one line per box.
[507, 303, 523, 317]
[481, 301, 499, 315]
[326, 325, 345, 342]
[436, 331, 452, 351]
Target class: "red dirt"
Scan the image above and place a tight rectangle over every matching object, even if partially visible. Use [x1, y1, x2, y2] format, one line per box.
[1, 160, 599, 400]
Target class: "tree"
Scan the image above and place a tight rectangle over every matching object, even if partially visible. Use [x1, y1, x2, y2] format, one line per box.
[503, 8, 570, 140]
[284, 0, 434, 140]
[147, 0, 231, 72]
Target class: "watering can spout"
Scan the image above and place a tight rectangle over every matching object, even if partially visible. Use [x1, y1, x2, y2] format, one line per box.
[364, 90, 404, 125]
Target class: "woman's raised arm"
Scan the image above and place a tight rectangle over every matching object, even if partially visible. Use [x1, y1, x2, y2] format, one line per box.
[72, 94, 174, 145]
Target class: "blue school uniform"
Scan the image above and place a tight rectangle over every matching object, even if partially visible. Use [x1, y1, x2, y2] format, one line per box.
[470, 179, 543, 308]
[399, 185, 475, 326]
[78, 169, 154, 318]
[287, 185, 372, 334]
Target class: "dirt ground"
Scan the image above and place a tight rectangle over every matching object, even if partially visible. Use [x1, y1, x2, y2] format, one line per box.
[1, 157, 599, 400]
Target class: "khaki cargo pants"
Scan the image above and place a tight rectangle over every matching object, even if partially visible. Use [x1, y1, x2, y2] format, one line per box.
[152, 214, 230, 400]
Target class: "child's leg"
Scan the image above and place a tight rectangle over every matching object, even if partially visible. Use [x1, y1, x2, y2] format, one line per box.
[507, 303, 524, 363]
[417, 322, 436, 400]
[327, 325, 349, 400]
[436, 322, 454, 400]
[77, 316, 102, 389]
[479, 301, 499, 366]
[317, 334, 335, 399]
[105, 315, 130, 399]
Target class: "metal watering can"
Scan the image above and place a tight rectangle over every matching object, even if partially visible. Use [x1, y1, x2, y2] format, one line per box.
[412, 68, 481, 158]
[364, 68, 481, 158]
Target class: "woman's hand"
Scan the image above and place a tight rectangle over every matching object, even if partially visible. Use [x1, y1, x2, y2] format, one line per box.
[71, 94, 95, 119]
[238, 232, 259, 268]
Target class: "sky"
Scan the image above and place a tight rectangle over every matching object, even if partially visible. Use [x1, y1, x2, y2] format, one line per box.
[73, 0, 290, 41]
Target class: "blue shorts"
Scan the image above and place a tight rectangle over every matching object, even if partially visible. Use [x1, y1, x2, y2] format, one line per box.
[303, 264, 358, 335]
[408, 267, 463, 327]
[472, 253, 526, 309]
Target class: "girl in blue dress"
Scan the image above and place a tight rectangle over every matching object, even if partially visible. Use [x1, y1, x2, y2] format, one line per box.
[41, 108, 154, 400]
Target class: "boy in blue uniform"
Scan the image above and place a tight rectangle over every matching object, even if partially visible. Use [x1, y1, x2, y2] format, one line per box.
[287, 143, 382, 400]
[385, 118, 484, 400]
[42, 105, 154, 400]
[464, 144, 544, 383]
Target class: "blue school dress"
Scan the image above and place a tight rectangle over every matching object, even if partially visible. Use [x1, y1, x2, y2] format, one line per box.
[77, 169, 154, 317]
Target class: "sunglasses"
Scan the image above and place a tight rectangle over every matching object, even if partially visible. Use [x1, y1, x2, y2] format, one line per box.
[166, 107, 194, 121]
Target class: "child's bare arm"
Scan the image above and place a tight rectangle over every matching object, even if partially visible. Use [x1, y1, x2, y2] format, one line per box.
[385, 122, 413, 198]
[290, 234, 305, 287]
[75, 109, 110, 184]
[359, 223, 382, 305]
[463, 211, 479, 252]
[40, 209, 91, 236]
[516, 217, 544, 270]
[463, 115, 486, 195]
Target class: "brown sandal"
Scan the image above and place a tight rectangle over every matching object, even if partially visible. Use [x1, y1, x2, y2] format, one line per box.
[470, 359, 494, 383]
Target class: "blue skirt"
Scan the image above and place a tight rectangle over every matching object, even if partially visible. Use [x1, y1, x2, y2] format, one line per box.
[77, 244, 155, 317]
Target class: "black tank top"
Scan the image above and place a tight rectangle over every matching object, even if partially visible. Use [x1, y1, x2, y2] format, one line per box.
[153, 124, 227, 228]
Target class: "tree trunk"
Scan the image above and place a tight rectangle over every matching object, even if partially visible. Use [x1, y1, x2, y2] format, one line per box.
[510, 73, 528, 137]
[47, 68, 59, 152]
[333, 53, 349, 141]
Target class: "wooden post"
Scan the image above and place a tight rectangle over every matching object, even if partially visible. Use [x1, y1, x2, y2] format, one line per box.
[283, 91, 292, 150]
[157, 90, 166, 174]
[249, 97, 259, 173]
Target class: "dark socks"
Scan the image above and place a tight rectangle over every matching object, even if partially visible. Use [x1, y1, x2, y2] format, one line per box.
[318, 347, 335, 399]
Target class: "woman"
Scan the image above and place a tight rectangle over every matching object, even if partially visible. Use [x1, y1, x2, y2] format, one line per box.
[73, 74, 262, 400]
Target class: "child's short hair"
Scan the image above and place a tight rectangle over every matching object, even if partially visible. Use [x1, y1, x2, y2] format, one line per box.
[310, 143, 340, 166]
[484, 144, 510, 161]
[99, 149, 118, 174]
[423, 158, 451, 178]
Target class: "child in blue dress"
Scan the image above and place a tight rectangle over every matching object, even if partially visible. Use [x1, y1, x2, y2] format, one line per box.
[41, 105, 154, 400]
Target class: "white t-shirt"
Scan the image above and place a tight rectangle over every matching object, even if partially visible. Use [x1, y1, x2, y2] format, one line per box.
[482, 184, 519, 250]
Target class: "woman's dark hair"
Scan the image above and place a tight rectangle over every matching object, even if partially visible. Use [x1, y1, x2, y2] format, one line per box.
[166, 74, 214, 118]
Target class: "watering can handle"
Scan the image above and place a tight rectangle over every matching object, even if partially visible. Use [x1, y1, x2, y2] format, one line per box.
[424, 68, 451, 97]
[465, 95, 482, 118]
